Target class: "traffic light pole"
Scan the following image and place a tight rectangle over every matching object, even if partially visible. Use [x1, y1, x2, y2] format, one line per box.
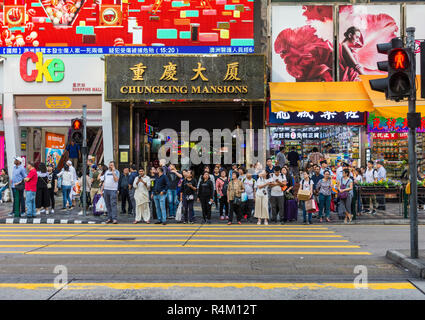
[406, 27, 418, 259]
[82, 105, 87, 216]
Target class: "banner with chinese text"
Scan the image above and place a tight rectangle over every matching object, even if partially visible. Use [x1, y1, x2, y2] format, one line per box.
[367, 112, 425, 133]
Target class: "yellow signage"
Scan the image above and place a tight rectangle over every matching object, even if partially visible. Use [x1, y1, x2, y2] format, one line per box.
[45, 96, 72, 109]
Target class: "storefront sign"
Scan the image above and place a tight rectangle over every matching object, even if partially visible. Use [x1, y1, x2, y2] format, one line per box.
[45, 132, 66, 167]
[0, 1, 253, 55]
[45, 97, 72, 109]
[368, 113, 425, 133]
[370, 132, 408, 140]
[105, 55, 265, 101]
[271, 127, 325, 141]
[6, 55, 103, 95]
[268, 108, 366, 125]
[20, 52, 65, 82]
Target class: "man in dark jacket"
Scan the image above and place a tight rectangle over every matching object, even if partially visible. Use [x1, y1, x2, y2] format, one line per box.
[152, 167, 169, 225]
[197, 172, 214, 224]
[118, 167, 132, 215]
[128, 165, 138, 215]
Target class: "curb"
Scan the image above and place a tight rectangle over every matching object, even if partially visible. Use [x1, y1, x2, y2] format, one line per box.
[0, 218, 104, 224]
[386, 250, 425, 279]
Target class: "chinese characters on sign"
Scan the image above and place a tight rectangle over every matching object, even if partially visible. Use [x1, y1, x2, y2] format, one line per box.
[106, 55, 265, 101]
[269, 109, 366, 125]
[368, 114, 425, 133]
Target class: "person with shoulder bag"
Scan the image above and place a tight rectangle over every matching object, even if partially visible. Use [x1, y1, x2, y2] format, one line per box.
[337, 168, 354, 224]
[254, 170, 270, 225]
[299, 171, 314, 225]
[180, 170, 197, 224]
[216, 169, 229, 220]
[227, 171, 245, 225]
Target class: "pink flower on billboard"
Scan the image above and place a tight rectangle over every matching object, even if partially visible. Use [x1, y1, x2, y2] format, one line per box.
[302, 5, 333, 22]
[274, 25, 333, 82]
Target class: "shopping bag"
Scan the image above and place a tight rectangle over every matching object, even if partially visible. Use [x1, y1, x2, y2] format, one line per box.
[2, 188, 11, 202]
[95, 196, 107, 213]
[306, 199, 318, 213]
[297, 189, 311, 201]
[176, 201, 183, 221]
[241, 192, 248, 202]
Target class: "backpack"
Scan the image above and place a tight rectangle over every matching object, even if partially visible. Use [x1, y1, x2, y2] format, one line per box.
[221, 178, 229, 196]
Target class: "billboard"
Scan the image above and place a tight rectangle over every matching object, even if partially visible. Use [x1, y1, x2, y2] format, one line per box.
[338, 5, 400, 81]
[272, 5, 334, 82]
[0, 0, 254, 55]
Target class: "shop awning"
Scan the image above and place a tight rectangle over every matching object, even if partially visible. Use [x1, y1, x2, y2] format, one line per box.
[270, 81, 374, 113]
[360, 75, 425, 118]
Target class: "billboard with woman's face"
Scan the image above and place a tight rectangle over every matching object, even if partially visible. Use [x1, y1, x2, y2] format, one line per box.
[272, 5, 334, 82]
[338, 5, 400, 82]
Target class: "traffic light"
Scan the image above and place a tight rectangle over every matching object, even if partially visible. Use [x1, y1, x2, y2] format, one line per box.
[70, 118, 83, 144]
[370, 38, 415, 102]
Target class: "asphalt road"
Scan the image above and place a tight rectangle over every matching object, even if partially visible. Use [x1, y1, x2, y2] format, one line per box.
[0, 223, 424, 300]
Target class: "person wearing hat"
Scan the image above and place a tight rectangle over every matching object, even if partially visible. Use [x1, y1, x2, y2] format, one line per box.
[11, 157, 27, 217]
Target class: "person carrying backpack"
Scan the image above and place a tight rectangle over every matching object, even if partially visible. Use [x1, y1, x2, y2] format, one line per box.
[216, 169, 229, 220]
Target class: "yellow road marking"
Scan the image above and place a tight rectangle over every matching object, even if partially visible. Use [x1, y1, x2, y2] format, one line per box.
[0, 244, 361, 248]
[0, 239, 350, 243]
[0, 282, 412, 290]
[0, 234, 343, 238]
[0, 230, 335, 234]
[0, 225, 329, 228]
[22, 251, 371, 255]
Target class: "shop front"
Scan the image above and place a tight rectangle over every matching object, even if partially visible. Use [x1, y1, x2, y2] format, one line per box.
[361, 75, 425, 180]
[269, 81, 374, 167]
[2, 52, 112, 174]
[105, 54, 266, 170]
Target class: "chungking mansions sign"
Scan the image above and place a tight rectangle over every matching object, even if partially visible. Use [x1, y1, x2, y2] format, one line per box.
[105, 55, 265, 101]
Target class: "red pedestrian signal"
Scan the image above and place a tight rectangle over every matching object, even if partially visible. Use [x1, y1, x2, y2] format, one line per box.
[389, 49, 409, 70]
[72, 119, 82, 131]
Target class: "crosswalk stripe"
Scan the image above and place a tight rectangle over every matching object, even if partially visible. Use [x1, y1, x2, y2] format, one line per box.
[0, 239, 350, 242]
[0, 225, 329, 228]
[0, 234, 343, 238]
[0, 244, 361, 248]
[21, 251, 372, 255]
[0, 230, 335, 234]
[0, 282, 414, 290]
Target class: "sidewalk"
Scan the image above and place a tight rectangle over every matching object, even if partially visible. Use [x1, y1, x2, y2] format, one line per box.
[1, 200, 425, 224]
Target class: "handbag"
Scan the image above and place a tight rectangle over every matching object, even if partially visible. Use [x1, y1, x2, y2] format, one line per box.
[284, 191, 295, 200]
[305, 199, 318, 213]
[241, 192, 248, 202]
[186, 194, 194, 201]
[233, 196, 242, 205]
[175, 202, 183, 221]
[15, 180, 25, 191]
[338, 178, 350, 199]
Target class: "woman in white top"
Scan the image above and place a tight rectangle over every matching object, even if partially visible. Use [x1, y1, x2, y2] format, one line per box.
[133, 168, 151, 224]
[254, 170, 270, 225]
[57, 164, 74, 210]
[300, 171, 314, 224]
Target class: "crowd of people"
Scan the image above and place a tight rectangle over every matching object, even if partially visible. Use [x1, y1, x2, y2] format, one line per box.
[1, 146, 392, 226]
